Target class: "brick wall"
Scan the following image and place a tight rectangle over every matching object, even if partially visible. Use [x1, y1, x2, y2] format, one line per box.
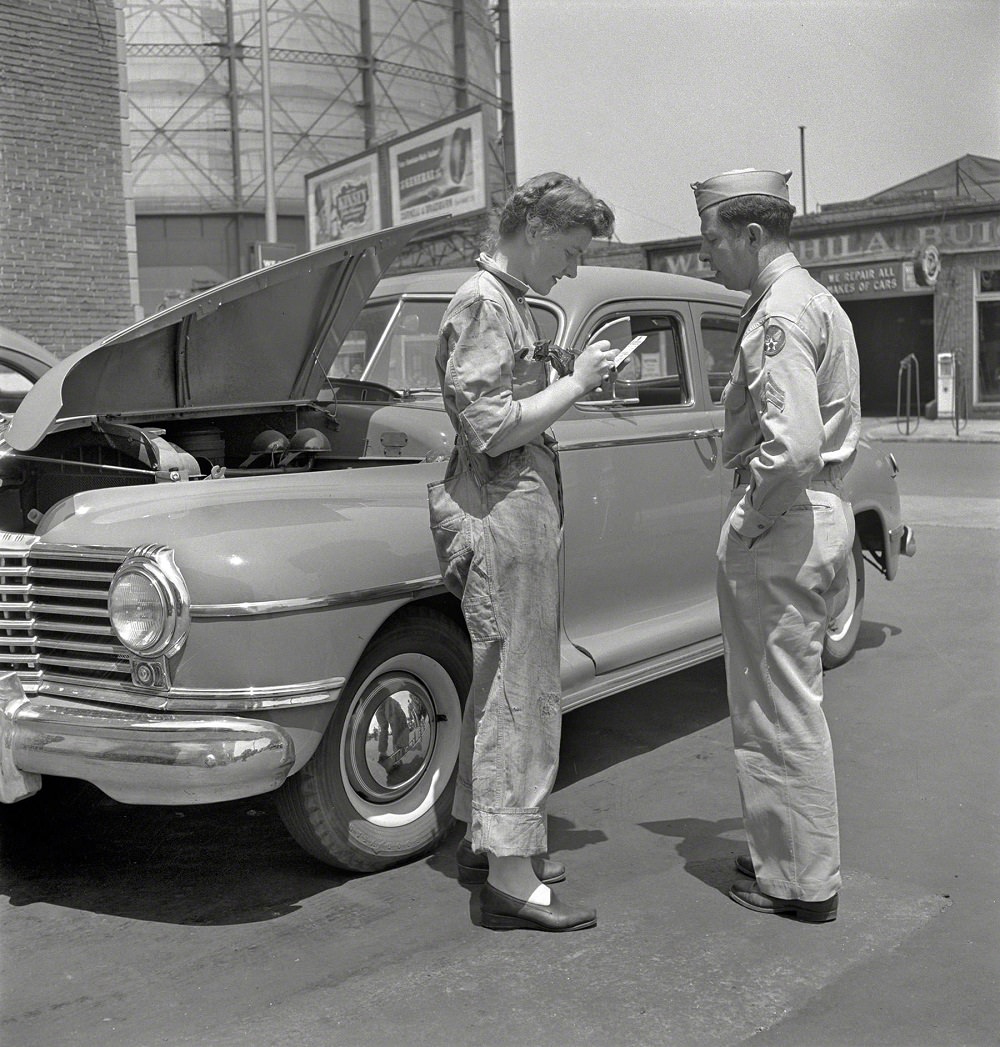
[0, 0, 138, 358]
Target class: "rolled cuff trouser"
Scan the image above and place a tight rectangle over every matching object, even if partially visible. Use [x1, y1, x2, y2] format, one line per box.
[716, 482, 853, 901]
[429, 445, 562, 858]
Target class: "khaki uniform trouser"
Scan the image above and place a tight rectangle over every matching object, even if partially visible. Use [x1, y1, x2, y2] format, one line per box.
[717, 480, 854, 901]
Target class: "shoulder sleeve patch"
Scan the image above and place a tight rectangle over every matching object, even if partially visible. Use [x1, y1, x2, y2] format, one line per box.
[762, 324, 786, 356]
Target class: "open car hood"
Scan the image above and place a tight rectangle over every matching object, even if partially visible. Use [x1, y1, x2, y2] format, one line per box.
[6, 220, 437, 452]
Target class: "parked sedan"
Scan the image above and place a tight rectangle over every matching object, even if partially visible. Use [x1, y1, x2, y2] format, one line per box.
[0, 225, 914, 869]
[0, 324, 58, 416]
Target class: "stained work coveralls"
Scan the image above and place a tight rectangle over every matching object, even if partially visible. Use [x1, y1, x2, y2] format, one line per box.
[718, 252, 861, 902]
[427, 257, 562, 858]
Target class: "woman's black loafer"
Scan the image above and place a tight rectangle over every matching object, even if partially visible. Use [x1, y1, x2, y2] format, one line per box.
[479, 883, 596, 931]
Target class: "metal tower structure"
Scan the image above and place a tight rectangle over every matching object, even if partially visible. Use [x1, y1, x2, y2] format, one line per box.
[125, 0, 513, 284]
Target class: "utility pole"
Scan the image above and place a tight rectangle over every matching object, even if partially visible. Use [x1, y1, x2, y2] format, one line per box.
[224, 0, 245, 271]
[496, 0, 516, 189]
[799, 125, 807, 215]
[259, 0, 277, 243]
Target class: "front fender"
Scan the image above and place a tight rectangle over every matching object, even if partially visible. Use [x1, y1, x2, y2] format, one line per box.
[34, 462, 448, 693]
[843, 439, 910, 580]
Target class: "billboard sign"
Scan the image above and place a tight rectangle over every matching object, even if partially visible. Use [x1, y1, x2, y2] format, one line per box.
[387, 108, 486, 224]
[306, 151, 382, 249]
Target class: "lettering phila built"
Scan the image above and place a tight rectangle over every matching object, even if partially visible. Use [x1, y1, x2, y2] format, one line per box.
[638, 156, 1000, 419]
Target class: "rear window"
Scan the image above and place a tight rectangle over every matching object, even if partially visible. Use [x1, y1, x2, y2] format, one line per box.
[701, 313, 740, 403]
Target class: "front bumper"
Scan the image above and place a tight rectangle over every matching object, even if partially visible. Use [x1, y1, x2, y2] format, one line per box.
[0, 673, 295, 805]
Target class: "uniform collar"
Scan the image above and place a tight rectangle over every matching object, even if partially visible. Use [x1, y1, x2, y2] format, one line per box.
[742, 251, 801, 320]
[476, 254, 531, 298]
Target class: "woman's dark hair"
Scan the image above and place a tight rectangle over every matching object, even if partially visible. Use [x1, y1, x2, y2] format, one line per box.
[717, 195, 796, 239]
[495, 172, 615, 240]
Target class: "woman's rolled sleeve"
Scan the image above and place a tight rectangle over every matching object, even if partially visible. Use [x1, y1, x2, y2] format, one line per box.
[445, 299, 523, 455]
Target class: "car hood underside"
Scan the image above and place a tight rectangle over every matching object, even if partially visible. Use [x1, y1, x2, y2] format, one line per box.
[5, 220, 438, 453]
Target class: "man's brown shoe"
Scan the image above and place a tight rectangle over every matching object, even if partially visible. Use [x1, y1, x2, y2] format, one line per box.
[456, 838, 566, 886]
[479, 883, 596, 932]
[729, 878, 838, 923]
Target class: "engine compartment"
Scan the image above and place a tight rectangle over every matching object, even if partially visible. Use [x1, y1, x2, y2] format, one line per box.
[0, 380, 446, 533]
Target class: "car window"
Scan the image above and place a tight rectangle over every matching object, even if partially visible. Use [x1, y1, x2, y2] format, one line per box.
[701, 313, 740, 403]
[581, 312, 692, 407]
[0, 363, 37, 415]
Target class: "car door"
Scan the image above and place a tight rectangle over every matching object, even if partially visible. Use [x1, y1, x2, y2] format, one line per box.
[554, 301, 725, 676]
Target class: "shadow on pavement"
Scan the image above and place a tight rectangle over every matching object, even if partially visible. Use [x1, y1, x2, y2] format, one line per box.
[639, 815, 747, 897]
[0, 779, 344, 924]
[0, 657, 733, 925]
[854, 618, 901, 655]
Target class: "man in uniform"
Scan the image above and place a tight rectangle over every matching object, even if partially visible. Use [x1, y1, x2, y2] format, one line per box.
[691, 168, 861, 922]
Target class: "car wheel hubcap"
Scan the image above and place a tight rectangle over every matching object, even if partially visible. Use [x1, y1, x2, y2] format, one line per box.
[345, 672, 437, 803]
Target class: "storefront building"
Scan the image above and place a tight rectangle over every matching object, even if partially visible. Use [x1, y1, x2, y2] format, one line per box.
[642, 156, 1000, 418]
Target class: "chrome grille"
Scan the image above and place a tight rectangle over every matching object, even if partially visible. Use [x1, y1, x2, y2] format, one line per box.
[0, 537, 130, 690]
[31, 547, 130, 683]
[0, 536, 40, 691]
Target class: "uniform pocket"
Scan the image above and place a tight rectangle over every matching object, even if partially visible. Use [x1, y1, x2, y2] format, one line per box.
[787, 500, 833, 513]
[428, 479, 473, 598]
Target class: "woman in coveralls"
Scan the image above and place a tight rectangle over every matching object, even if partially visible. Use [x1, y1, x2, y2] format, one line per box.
[428, 173, 616, 931]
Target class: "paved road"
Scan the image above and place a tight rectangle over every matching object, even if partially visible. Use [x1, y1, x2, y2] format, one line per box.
[2, 442, 998, 1047]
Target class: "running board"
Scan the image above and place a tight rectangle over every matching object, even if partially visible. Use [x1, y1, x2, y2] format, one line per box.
[561, 636, 724, 714]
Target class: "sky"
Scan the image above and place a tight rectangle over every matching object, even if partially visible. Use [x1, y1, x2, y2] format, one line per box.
[506, 0, 1000, 243]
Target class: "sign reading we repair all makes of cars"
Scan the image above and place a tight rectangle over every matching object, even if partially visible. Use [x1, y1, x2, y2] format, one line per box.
[816, 261, 921, 299]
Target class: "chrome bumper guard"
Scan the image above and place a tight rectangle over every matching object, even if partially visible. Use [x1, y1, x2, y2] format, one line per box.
[0, 672, 295, 805]
[880, 523, 915, 582]
[890, 523, 917, 558]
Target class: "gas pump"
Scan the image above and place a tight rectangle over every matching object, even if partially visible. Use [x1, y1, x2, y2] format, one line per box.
[936, 352, 954, 419]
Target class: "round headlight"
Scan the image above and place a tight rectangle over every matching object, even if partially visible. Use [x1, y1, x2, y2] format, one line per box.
[108, 547, 190, 657]
[109, 569, 168, 653]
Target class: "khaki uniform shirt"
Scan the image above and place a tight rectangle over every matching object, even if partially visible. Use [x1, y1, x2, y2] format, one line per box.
[723, 252, 861, 539]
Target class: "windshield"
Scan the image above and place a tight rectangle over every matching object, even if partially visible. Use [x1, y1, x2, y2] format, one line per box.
[342, 296, 560, 396]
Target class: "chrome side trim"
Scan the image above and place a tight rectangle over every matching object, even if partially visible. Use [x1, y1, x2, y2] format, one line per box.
[40, 675, 345, 712]
[558, 427, 724, 452]
[190, 575, 446, 618]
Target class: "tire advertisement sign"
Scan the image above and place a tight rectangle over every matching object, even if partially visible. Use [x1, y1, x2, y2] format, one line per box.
[306, 152, 381, 249]
[387, 109, 486, 224]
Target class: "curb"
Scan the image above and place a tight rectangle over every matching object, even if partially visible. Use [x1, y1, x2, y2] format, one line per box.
[862, 419, 1000, 444]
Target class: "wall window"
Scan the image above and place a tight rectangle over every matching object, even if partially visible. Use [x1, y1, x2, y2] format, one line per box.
[976, 270, 1000, 404]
